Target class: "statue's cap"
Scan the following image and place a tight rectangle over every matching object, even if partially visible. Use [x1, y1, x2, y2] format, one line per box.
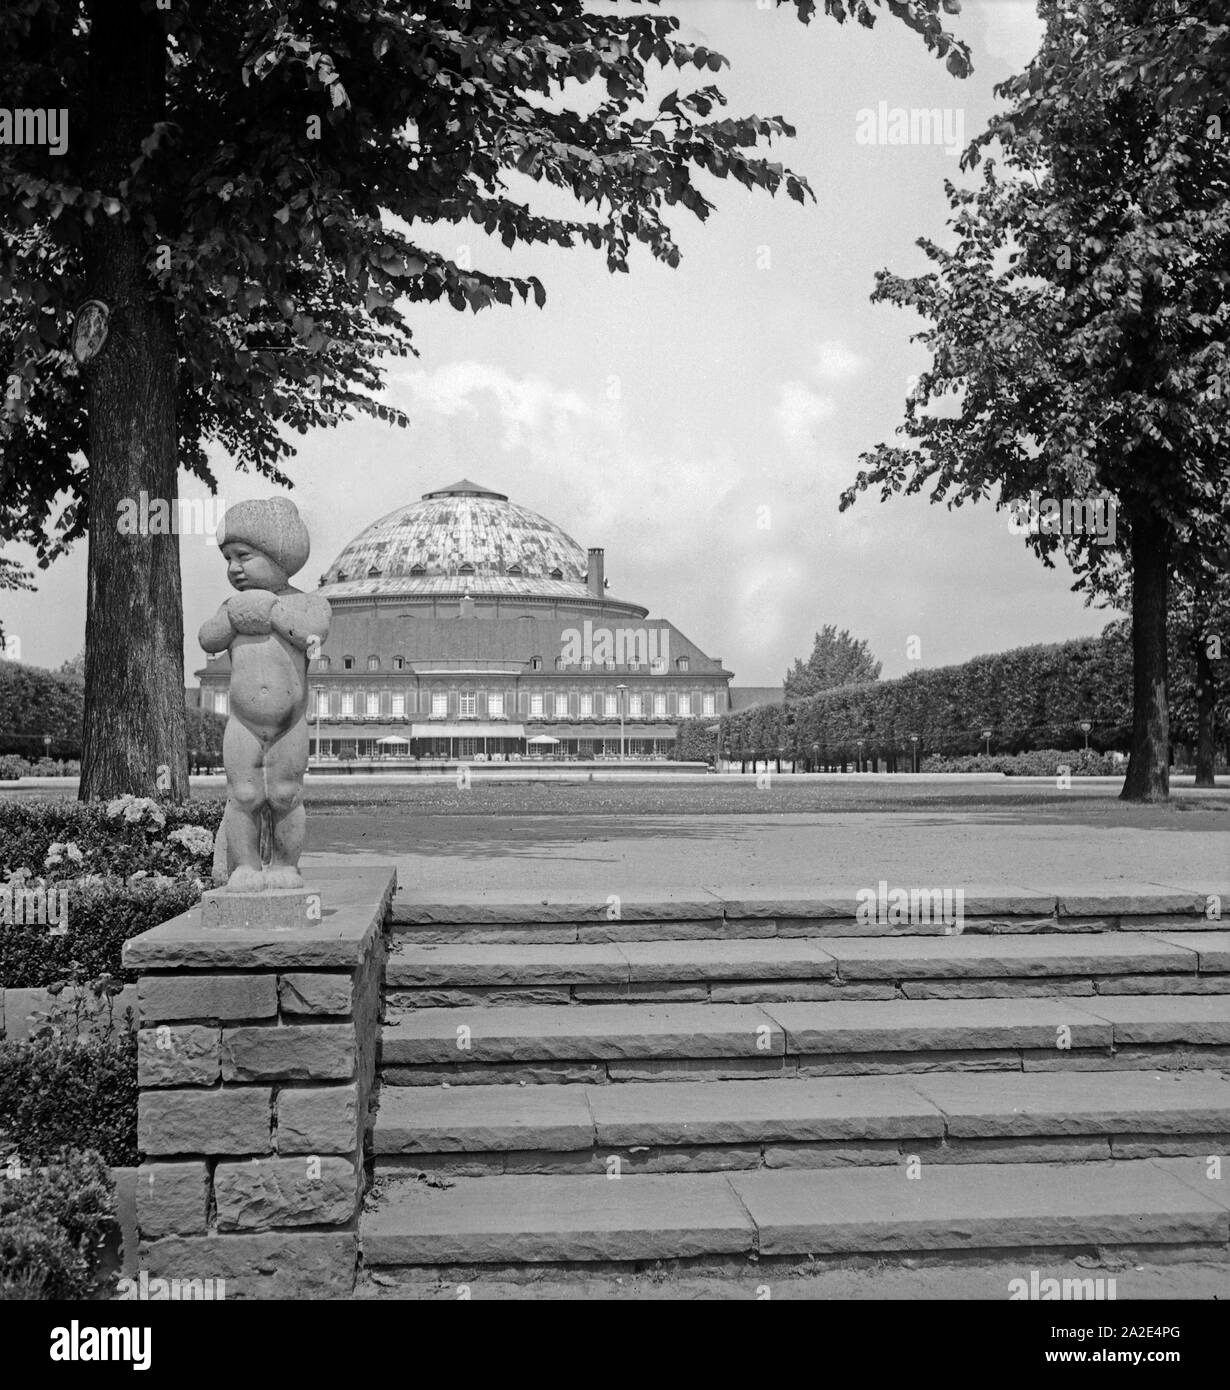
[218, 498, 309, 577]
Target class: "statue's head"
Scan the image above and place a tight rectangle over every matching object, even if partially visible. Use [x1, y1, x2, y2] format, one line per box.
[217, 498, 310, 591]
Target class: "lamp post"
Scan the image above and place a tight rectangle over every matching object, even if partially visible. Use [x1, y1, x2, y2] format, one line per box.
[616, 683, 627, 763]
[812, 740, 819, 774]
[1079, 719, 1092, 751]
[982, 728, 993, 756]
[856, 738, 865, 774]
[910, 733, 919, 774]
[42, 733, 51, 762]
[314, 684, 325, 764]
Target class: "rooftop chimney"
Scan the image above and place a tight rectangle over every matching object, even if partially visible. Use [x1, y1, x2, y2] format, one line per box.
[587, 547, 605, 598]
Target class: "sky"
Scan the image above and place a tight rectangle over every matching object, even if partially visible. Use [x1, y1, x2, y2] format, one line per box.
[2, 0, 1114, 688]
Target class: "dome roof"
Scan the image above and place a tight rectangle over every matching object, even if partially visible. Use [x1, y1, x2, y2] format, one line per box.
[318, 479, 593, 601]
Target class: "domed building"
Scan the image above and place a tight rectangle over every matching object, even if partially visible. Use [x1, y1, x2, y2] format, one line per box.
[197, 479, 733, 763]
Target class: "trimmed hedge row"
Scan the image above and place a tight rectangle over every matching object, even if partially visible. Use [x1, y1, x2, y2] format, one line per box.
[920, 749, 1122, 776]
[703, 632, 1134, 765]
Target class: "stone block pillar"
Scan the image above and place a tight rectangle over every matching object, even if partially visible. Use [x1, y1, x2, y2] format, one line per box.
[121, 867, 393, 1297]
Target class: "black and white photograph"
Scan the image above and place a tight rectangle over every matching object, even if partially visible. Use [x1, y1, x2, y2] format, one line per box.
[0, 0, 1227, 1354]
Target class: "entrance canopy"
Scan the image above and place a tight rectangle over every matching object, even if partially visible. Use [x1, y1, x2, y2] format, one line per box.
[409, 723, 526, 739]
[526, 735, 560, 746]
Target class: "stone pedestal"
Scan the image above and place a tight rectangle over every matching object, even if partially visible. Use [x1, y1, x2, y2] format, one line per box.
[200, 887, 318, 930]
[122, 865, 394, 1298]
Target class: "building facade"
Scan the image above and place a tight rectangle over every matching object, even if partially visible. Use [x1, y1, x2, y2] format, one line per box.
[197, 479, 733, 761]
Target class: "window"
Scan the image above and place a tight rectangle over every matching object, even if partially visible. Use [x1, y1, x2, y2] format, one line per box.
[366, 694, 379, 717]
[459, 562, 475, 575]
[581, 659, 592, 671]
[343, 656, 355, 670]
[580, 693, 593, 717]
[315, 691, 328, 717]
[629, 694, 643, 718]
[410, 563, 426, 576]
[460, 692, 477, 717]
[677, 656, 690, 672]
[604, 694, 617, 717]
[392, 656, 404, 671]
[316, 655, 330, 671]
[653, 694, 666, 717]
[489, 692, 504, 718]
[507, 563, 523, 576]
[335, 571, 347, 582]
[651, 657, 666, 674]
[555, 655, 565, 670]
[214, 691, 229, 716]
[392, 694, 405, 718]
[555, 694, 568, 718]
[431, 692, 447, 717]
[549, 567, 563, 580]
[530, 693, 544, 717]
[628, 660, 640, 672]
[678, 694, 691, 717]
[342, 693, 355, 717]
[703, 693, 716, 716]
[368, 656, 379, 671]
[604, 660, 616, 672]
[368, 566, 381, 578]
[531, 656, 543, 671]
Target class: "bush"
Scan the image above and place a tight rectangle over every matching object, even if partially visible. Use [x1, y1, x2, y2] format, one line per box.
[0, 755, 25, 780]
[1, 875, 204, 987]
[920, 749, 1123, 776]
[0, 1149, 117, 1299]
[0, 795, 222, 882]
[0, 1001, 138, 1168]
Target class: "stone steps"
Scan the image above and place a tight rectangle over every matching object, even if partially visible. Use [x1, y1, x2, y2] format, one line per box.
[360, 1157, 1230, 1269]
[384, 933, 1230, 1006]
[371, 1070, 1230, 1176]
[379, 995, 1230, 1084]
[367, 894, 1230, 1278]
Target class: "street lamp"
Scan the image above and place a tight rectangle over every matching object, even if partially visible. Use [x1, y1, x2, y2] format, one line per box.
[42, 733, 51, 762]
[856, 738, 865, 773]
[910, 733, 919, 774]
[1079, 719, 1092, 751]
[811, 741, 819, 774]
[982, 728, 993, 756]
[616, 683, 627, 763]
[314, 684, 325, 764]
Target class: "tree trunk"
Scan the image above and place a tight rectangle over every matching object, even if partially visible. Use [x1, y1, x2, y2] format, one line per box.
[1194, 629, 1217, 788]
[1120, 509, 1171, 802]
[78, 0, 189, 802]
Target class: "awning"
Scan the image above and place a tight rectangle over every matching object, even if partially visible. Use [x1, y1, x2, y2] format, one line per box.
[532, 723, 677, 740]
[376, 736, 410, 745]
[409, 723, 526, 739]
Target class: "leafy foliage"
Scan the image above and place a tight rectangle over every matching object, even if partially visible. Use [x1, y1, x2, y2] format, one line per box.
[0, 1007, 138, 1168]
[920, 749, 1121, 776]
[721, 629, 1135, 763]
[784, 624, 882, 698]
[840, 0, 1230, 798]
[0, 1148, 117, 1299]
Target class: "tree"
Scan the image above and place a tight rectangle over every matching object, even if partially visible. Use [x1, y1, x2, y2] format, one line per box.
[840, 0, 1230, 802]
[784, 624, 882, 698]
[0, 1, 970, 803]
[57, 649, 85, 679]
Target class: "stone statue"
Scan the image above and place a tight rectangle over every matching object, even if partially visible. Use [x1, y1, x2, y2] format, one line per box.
[199, 498, 331, 892]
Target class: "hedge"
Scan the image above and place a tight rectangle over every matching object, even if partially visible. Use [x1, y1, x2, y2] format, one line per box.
[709, 631, 1135, 765]
[0, 1149, 117, 1299]
[0, 1008, 138, 1168]
[920, 749, 1122, 776]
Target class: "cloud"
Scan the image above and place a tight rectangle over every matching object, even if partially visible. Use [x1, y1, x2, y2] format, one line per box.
[813, 339, 867, 382]
[388, 360, 593, 449]
[970, 0, 1044, 70]
[777, 381, 836, 444]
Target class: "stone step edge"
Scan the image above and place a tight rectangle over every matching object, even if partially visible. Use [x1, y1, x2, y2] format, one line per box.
[391, 890, 1221, 927]
[359, 1158, 1230, 1266]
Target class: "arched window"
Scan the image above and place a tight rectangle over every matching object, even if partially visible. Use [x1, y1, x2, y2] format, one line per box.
[316, 655, 331, 671]
[531, 655, 543, 671]
[677, 656, 690, 672]
[367, 655, 380, 671]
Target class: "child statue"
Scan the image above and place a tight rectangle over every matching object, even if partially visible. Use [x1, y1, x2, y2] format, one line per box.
[199, 498, 331, 891]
